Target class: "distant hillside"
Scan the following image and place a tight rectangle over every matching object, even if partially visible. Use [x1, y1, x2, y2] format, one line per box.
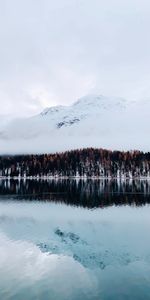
[0, 148, 150, 178]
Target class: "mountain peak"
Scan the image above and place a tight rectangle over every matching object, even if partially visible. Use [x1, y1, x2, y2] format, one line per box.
[0, 94, 149, 154]
[73, 94, 104, 106]
[39, 94, 127, 118]
[40, 105, 65, 116]
[73, 94, 127, 111]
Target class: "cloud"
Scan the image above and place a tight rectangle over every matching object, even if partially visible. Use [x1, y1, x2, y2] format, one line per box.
[0, 232, 97, 298]
[0, 0, 150, 116]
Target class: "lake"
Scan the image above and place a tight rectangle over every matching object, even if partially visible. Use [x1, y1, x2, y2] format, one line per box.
[0, 179, 150, 299]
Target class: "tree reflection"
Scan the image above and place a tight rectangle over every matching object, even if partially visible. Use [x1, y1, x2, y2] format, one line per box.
[0, 179, 150, 208]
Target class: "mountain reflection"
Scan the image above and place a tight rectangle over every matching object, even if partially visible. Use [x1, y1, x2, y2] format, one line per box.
[0, 179, 150, 208]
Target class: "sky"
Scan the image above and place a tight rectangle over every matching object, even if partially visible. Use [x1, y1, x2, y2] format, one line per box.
[0, 0, 150, 117]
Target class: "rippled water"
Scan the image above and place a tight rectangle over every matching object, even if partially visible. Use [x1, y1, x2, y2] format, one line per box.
[0, 179, 150, 299]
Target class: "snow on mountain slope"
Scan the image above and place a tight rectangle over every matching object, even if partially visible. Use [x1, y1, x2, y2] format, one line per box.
[0, 95, 149, 154]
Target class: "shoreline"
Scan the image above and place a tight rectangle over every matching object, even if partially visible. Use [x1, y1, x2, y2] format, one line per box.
[0, 175, 150, 180]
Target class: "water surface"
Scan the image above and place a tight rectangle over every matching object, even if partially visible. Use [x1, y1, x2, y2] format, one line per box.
[0, 179, 150, 299]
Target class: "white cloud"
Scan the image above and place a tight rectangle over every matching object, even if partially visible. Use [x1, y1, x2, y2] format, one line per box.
[0, 0, 150, 116]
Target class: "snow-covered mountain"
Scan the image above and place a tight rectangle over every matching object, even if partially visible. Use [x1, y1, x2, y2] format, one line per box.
[0, 94, 150, 154]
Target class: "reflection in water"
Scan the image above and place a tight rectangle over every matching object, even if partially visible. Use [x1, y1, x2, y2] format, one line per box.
[0, 180, 150, 299]
[0, 178, 150, 207]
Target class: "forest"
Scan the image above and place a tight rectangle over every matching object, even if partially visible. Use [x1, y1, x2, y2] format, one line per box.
[0, 148, 150, 178]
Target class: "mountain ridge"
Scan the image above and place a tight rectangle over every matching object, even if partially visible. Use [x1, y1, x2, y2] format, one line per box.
[0, 94, 150, 154]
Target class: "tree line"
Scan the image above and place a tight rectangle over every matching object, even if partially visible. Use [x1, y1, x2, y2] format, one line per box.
[0, 148, 150, 178]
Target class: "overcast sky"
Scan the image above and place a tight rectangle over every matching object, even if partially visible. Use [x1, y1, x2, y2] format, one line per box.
[0, 0, 150, 117]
